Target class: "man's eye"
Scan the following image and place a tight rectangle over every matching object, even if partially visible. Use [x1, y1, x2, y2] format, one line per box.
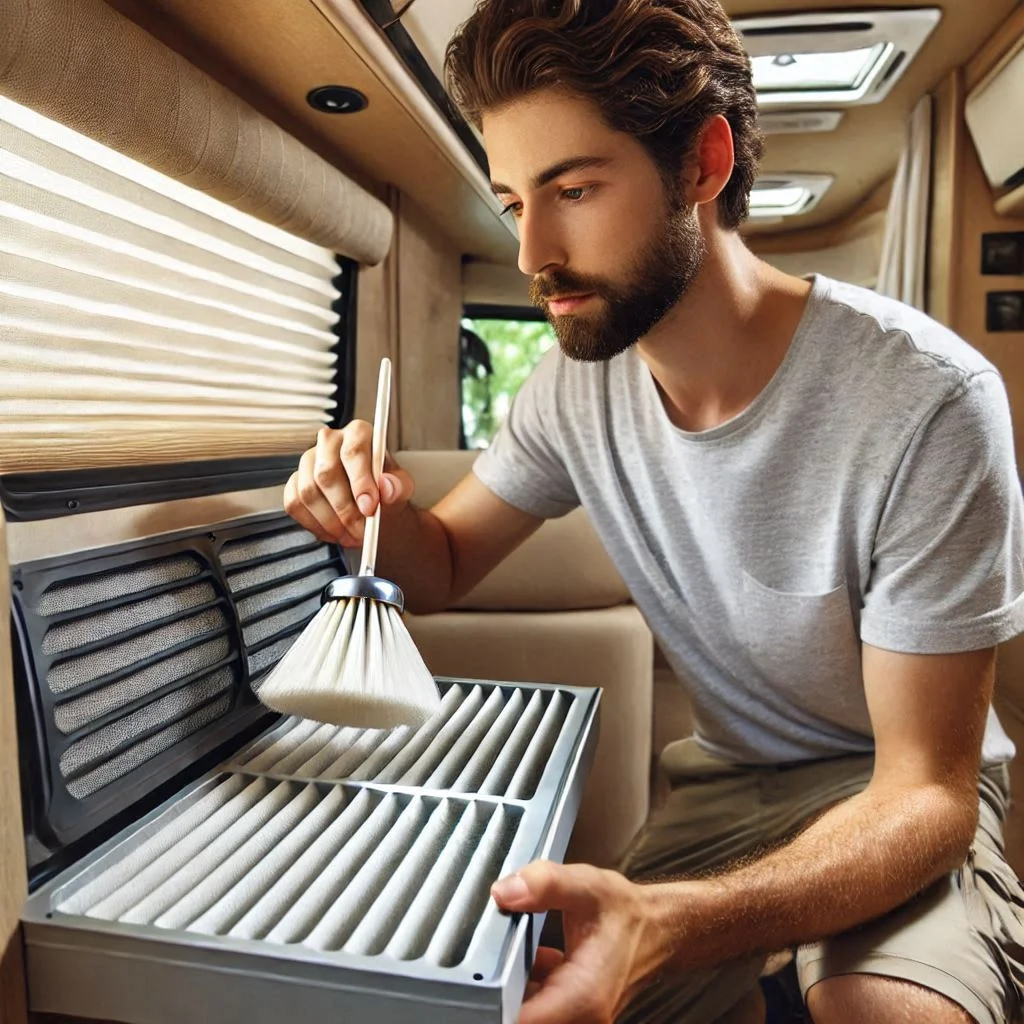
[499, 201, 522, 218]
[561, 186, 590, 202]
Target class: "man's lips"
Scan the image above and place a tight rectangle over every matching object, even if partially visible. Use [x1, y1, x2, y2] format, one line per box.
[546, 293, 595, 316]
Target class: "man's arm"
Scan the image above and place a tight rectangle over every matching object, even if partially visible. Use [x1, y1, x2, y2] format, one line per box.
[643, 642, 992, 967]
[492, 643, 994, 1023]
[284, 423, 543, 613]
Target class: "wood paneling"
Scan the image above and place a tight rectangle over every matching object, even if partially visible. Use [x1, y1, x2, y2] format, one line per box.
[0, 510, 28, 1024]
[939, 10, 1024, 461]
[927, 70, 966, 327]
[396, 195, 462, 451]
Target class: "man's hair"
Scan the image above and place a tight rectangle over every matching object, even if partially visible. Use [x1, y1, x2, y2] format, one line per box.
[445, 0, 764, 230]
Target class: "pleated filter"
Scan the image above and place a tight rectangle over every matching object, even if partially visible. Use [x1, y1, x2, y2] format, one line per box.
[22, 679, 600, 1023]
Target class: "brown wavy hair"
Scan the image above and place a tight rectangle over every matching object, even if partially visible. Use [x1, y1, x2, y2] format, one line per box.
[445, 0, 764, 229]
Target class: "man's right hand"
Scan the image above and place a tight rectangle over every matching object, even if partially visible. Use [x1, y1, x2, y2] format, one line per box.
[283, 423, 415, 548]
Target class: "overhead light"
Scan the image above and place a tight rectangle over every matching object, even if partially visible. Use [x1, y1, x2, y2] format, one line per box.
[735, 9, 942, 107]
[748, 175, 834, 219]
[759, 111, 845, 135]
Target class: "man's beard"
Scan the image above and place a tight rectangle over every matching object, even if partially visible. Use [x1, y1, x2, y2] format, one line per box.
[529, 194, 705, 363]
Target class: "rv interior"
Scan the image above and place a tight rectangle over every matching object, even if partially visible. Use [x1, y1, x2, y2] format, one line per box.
[2, 0, 1024, 1021]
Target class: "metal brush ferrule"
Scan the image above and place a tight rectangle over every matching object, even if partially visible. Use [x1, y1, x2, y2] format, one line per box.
[322, 575, 405, 613]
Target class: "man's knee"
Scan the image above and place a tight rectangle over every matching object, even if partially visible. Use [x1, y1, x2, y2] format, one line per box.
[806, 973, 974, 1024]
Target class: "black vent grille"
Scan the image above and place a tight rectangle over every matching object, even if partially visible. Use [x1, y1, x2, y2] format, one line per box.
[11, 513, 345, 868]
[222, 525, 340, 687]
[33, 556, 235, 804]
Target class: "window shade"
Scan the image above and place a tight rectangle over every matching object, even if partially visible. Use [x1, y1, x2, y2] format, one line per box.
[0, 95, 344, 474]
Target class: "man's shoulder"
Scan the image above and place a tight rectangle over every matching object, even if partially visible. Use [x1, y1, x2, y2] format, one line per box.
[813, 276, 996, 382]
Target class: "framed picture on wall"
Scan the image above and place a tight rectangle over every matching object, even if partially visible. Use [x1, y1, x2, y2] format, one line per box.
[987, 291, 1024, 332]
[981, 232, 1024, 276]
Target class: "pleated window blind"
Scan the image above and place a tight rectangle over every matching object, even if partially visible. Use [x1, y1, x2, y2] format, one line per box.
[0, 95, 347, 476]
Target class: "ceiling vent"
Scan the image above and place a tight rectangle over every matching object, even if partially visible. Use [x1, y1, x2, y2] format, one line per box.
[748, 174, 834, 220]
[734, 8, 942, 107]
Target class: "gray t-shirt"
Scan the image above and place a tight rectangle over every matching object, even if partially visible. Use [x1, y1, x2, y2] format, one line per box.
[473, 275, 1024, 766]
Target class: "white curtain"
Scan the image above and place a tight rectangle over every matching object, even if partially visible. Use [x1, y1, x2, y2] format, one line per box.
[0, 96, 343, 474]
[878, 94, 933, 310]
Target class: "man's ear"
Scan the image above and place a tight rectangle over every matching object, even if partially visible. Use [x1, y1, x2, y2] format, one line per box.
[680, 114, 736, 211]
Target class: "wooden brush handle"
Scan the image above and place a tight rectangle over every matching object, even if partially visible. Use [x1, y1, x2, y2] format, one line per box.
[358, 357, 392, 576]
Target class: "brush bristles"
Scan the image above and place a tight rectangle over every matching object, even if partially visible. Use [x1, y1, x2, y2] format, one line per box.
[255, 598, 442, 729]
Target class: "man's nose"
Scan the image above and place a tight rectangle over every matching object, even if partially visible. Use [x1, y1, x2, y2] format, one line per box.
[516, 207, 567, 278]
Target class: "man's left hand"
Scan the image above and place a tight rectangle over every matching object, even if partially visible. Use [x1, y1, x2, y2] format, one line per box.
[491, 860, 667, 1024]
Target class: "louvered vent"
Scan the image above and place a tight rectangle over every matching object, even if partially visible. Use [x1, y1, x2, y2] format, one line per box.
[25, 678, 600, 1022]
[232, 682, 573, 800]
[56, 776, 521, 969]
[32, 554, 234, 800]
[221, 525, 340, 685]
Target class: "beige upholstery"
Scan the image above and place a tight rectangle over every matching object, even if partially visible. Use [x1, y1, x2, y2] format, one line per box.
[401, 449, 630, 611]
[399, 450, 652, 867]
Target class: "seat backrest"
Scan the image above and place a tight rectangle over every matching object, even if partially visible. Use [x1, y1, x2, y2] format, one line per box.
[398, 450, 629, 612]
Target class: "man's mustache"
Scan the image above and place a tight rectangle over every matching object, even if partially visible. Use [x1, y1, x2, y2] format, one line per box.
[530, 271, 608, 304]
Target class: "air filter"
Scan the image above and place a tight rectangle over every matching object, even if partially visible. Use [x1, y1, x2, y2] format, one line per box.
[22, 678, 600, 1023]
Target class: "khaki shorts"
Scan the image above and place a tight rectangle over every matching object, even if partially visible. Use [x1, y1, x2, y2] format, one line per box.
[616, 738, 1024, 1024]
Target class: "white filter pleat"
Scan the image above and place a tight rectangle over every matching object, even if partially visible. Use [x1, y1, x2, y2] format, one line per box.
[451, 690, 527, 793]
[289, 725, 383, 778]
[58, 774, 251, 916]
[187, 785, 348, 936]
[386, 687, 486, 786]
[268, 724, 362, 777]
[478, 691, 548, 796]
[75, 774, 268, 921]
[303, 796, 430, 952]
[117, 781, 296, 924]
[343, 799, 462, 957]
[425, 805, 519, 967]
[265, 791, 402, 945]
[507, 692, 569, 800]
[235, 717, 323, 773]
[154, 783, 321, 930]
[384, 802, 493, 962]
[314, 725, 400, 779]
[423, 687, 505, 790]
[347, 685, 464, 782]
[230, 788, 375, 941]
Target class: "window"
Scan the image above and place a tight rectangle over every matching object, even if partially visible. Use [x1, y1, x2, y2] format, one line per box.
[460, 307, 556, 449]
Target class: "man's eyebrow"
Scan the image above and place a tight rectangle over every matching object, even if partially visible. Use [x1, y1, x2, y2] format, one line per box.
[490, 155, 612, 196]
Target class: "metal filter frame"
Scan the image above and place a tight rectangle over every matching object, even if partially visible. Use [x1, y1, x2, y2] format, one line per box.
[21, 677, 601, 1023]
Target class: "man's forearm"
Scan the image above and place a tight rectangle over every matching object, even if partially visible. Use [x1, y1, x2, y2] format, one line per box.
[643, 781, 977, 973]
[374, 502, 457, 614]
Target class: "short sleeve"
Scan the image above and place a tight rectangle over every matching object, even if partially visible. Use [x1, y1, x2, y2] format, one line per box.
[472, 347, 580, 519]
[861, 370, 1024, 653]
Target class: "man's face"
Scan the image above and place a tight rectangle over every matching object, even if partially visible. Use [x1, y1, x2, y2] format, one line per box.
[483, 89, 705, 362]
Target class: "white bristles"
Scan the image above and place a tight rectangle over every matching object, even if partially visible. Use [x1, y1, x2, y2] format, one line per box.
[255, 597, 441, 730]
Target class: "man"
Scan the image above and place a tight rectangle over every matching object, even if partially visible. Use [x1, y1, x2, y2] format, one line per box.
[285, 1, 1024, 1021]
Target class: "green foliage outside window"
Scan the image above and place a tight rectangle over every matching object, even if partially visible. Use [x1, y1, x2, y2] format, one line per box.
[461, 317, 556, 449]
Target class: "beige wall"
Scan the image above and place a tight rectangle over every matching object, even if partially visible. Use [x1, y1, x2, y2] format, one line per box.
[0, 512, 28, 1024]
[930, 7, 1024, 458]
[355, 192, 463, 452]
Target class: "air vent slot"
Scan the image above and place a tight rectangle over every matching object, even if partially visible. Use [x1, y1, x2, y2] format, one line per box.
[54, 777, 523, 970]
[221, 525, 340, 685]
[232, 682, 574, 800]
[28, 554, 237, 803]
